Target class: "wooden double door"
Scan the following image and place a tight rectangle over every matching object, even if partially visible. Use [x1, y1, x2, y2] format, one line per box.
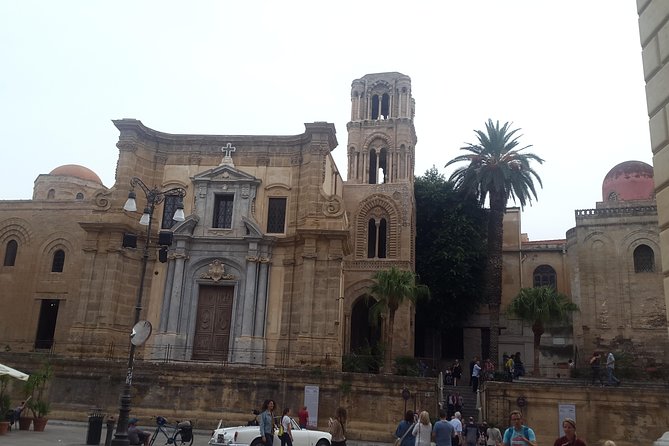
[192, 285, 234, 361]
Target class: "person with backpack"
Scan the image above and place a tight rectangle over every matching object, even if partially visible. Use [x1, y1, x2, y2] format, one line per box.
[502, 410, 536, 446]
[463, 417, 480, 446]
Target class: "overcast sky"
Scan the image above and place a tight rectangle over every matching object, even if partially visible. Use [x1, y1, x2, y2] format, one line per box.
[0, 1, 650, 240]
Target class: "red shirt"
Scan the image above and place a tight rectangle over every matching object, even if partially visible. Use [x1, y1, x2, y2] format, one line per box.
[298, 408, 309, 427]
[553, 436, 587, 446]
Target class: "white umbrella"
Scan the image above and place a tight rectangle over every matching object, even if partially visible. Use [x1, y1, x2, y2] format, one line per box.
[0, 363, 29, 381]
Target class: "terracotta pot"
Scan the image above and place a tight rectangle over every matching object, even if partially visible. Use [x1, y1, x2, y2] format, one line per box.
[0, 421, 9, 435]
[18, 417, 32, 430]
[33, 417, 48, 432]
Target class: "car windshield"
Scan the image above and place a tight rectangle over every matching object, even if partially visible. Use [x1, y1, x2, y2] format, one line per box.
[273, 416, 301, 430]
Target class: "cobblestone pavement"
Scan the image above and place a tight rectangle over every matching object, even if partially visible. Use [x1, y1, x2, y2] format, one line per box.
[0, 420, 391, 446]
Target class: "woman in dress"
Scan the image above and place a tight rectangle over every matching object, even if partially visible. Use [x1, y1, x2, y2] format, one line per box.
[329, 407, 347, 446]
[394, 410, 416, 446]
[553, 418, 586, 446]
[412, 410, 432, 446]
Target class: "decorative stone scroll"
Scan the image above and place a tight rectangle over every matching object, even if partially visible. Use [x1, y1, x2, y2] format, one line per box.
[200, 259, 235, 282]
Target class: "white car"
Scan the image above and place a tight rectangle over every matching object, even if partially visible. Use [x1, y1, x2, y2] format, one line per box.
[209, 417, 331, 446]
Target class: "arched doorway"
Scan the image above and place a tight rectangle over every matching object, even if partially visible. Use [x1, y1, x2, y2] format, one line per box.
[347, 296, 383, 372]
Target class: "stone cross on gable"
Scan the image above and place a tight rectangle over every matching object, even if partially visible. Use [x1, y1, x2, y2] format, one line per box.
[219, 142, 236, 167]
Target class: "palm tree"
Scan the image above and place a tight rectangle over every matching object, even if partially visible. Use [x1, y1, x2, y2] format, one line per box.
[446, 119, 543, 366]
[368, 267, 429, 373]
[506, 286, 579, 376]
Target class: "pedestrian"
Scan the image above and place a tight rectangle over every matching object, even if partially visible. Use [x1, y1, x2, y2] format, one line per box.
[513, 353, 525, 378]
[463, 417, 479, 446]
[328, 407, 347, 446]
[259, 399, 276, 445]
[502, 410, 536, 446]
[412, 410, 433, 446]
[484, 358, 495, 381]
[280, 407, 294, 446]
[589, 352, 604, 386]
[127, 418, 151, 446]
[452, 359, 463, 386]
[395, 410, 416, 446]
[455, 394, 464, 416]
[298, 406, 309, 429]
[450, 411, 463, 446]
[446, 393, 456, 418]
[486, 422, 503, 446]
[433, 409, 456, 446]
[469, 356, 478, 385]
[553, 418, 586, 446]
[504, 356, 515, 381]
[472, 359, 482, 393]
[606, 352, 621, 386]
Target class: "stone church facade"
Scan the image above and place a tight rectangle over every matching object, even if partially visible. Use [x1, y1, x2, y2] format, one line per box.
[495, 161, 668, 375]
[1, 71, 665, 374]
[0, 72, 416, 368]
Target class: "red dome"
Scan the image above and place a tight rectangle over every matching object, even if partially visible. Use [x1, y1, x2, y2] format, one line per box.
[49, 164, 102, 184]
[602, 161, 654, 202]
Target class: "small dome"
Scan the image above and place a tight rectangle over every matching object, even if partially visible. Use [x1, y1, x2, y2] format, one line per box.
[602, 161, 654, 202]
[49, 164, 102, 184]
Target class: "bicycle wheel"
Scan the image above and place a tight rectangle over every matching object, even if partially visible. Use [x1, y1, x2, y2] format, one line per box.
[174, 429, 194, 446]
[148, 429, 160, 446]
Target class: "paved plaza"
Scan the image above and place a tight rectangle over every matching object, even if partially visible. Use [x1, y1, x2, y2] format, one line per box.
[1, 420, 222, 446]
[0, 420, 389, 446]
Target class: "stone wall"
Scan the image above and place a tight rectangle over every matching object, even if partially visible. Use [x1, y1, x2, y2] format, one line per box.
[483, 380, 669, 446]
[1, 353, 438, 442]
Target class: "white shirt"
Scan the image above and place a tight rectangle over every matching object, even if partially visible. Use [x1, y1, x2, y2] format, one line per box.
[449, 418, 463, 435]
[412, 422, 432, 446]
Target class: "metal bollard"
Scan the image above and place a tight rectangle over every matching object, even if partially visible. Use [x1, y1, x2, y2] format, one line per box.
[86, 408, 105, 445]
[104, 417, 115, 446]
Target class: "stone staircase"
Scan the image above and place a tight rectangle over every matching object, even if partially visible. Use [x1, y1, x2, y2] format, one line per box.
[442, 383, 479, 420]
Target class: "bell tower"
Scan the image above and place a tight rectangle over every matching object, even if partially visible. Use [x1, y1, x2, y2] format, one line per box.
[346, 72, 416, 185]
[342, 72, 417, 362]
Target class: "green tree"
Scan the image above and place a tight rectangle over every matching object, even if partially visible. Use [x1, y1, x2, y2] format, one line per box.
[506, 286, 579, 376]
[414, 167, 487, 338]
[446, 119, 543, 365]
[368, 267, 429, 373]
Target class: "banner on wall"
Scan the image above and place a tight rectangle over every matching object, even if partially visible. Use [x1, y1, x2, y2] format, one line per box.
[304, 385, 320, 429]
[558, 404, 576, 437]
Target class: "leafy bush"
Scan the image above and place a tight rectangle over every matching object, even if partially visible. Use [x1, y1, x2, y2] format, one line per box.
[394, 356, 419, 376]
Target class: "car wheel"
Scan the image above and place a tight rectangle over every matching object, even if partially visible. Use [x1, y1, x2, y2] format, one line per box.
[316, 439, 330, 446]
[251, 438, 264, 446]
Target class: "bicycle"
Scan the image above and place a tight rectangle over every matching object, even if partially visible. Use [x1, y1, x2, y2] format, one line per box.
[148, 416, 194, 446]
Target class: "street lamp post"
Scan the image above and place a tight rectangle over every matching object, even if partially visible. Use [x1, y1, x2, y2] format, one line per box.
[111, 177, 186, 446]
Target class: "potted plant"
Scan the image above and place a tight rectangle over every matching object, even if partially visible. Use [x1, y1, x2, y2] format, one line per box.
[0, 376, 10, 435]
[23, 361, 52, 431]
[30, 400, 50, 432]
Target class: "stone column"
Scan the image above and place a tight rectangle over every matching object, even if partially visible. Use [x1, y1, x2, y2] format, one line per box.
[253, 259, 270, 337]
[166, 253, 187, 333]
[159, 258, 176, 332]
[242, 256, 258, 336]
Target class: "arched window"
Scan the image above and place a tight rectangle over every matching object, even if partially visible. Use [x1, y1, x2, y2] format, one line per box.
[75, 192, 84, 200]
[368, 148, 387, 184]
[51, 249, 65, 273]
[634, 244, 655, 273]
[380, 93, 390, 119]
[47, 189, 55, 199]
[3, 240, 18, 266]
[367, 217, 387, 258]
[371, 94, 380, 120]
[533, 264, 556, 288]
